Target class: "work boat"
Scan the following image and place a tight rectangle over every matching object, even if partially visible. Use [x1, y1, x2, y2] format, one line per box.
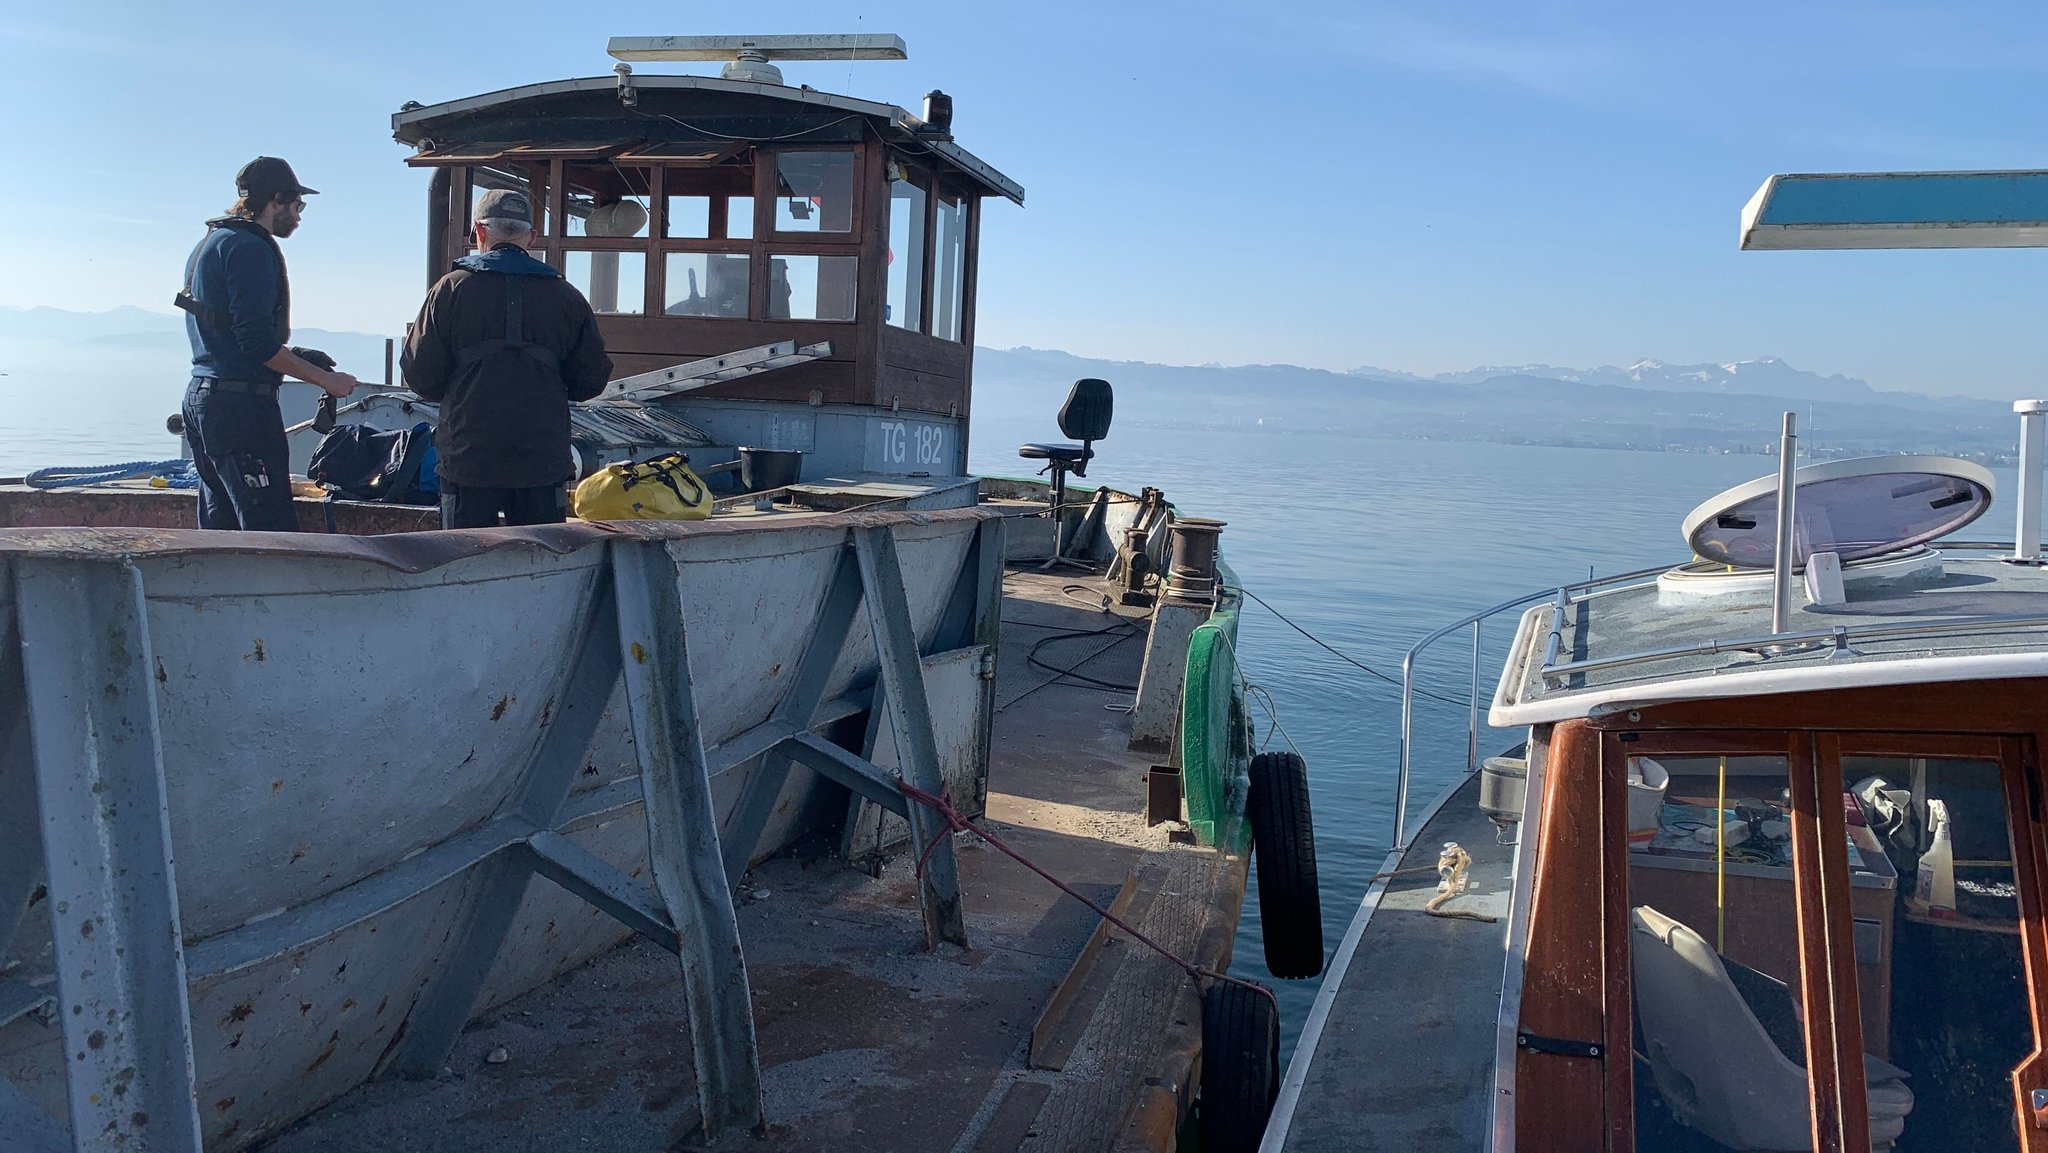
[1266, 170, 2048, 1153]
[0, 36, 1322, 1153]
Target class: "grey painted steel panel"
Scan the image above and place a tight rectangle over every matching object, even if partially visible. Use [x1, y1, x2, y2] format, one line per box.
[16, 559, 205, 1152]
[846, 644, 990, 856]
[0, 509, 1001, 1151]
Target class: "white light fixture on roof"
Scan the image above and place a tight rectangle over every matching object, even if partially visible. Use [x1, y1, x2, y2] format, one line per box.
[606, 34, 909, 88]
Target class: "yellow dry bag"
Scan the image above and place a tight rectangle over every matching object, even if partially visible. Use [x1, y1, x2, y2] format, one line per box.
[572, 453, 714, 521]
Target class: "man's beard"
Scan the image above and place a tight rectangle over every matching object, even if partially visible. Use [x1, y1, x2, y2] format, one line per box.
[270, 214, 299, 238]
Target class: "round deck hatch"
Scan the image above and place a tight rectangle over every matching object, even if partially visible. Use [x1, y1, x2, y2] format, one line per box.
[1682, 455, 1994, 569]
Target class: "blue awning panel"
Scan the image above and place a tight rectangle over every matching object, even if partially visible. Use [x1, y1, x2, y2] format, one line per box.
[1741, 171, 2048, 250]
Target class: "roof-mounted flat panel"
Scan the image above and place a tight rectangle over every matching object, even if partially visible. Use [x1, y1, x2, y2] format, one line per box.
[1741, 171, 2048, 250]
[607, 34, 908, 62]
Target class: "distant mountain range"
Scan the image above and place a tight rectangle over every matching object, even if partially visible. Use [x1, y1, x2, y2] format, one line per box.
[1348, 356, 1961, 410]
[976, 347, 2017, 458]
[0, 306, 2022, 460]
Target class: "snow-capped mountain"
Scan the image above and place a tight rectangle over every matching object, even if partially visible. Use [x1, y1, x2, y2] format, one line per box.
[1354, 356, 1896, 405]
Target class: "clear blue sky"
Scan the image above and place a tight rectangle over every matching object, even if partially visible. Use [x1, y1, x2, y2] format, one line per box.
[5, 1, 2048, 397]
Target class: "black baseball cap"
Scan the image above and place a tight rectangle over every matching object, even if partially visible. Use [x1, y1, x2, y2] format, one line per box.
[475, 188, 533, 226]
[237, 156, 318, 201]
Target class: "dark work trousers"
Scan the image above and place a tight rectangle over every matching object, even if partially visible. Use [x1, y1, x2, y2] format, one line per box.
[181, 377, 297, 531]
[439, 479, 567, 529]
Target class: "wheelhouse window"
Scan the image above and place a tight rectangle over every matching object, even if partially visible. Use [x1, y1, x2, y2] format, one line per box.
[768, 255, 858, 321]
[933, 190, 969, 342]
[772, 151, 856, 234]
[554, 161, 652, 315]
[564, 252, 646, 316]
[886, 172, 928, 331]
[664, 253, 748, 318]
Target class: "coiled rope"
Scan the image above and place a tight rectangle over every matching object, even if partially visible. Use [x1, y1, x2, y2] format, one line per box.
[25, 460, 199, 490]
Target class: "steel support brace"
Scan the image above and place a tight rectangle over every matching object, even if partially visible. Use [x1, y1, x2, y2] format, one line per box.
[783, 731, 912, 814]
[384, 570, 624, 1078]
[14, 559, 204, 1153]
[852, 526, 969, 948]
[614, 540, 763, 1138]
[525, 832, 678, 950]
[720, 547, 865, 882]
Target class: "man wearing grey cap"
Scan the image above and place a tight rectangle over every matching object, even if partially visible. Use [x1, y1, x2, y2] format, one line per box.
[401, 187, 612, 529]
[177, 156, 359, 530]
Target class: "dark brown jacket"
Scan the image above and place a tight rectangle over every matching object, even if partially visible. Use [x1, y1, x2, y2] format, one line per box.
[401, 245, 612, 488]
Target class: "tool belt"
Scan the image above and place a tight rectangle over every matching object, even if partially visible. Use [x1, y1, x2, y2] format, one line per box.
[195, 378, 280, 396]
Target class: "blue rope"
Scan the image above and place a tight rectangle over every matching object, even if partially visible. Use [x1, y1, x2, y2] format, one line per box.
[25, 460, 200, 490]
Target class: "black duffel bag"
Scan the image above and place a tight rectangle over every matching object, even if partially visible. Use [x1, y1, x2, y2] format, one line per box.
[307, 423, 436, 504]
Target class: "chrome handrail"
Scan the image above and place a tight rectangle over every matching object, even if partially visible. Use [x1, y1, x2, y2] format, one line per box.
[1394, 563, 1675, 847]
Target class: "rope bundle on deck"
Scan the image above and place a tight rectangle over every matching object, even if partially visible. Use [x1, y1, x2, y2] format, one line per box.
[25, 460, 199, 490]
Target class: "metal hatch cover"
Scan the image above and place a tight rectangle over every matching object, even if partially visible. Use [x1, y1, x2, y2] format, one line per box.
[1682, 454, 1995, 569]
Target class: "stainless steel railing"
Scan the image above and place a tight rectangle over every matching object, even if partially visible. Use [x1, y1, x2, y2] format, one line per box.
[1393, 564, 1675, 848]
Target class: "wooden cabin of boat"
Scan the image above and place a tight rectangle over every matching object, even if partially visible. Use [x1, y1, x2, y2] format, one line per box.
[1492, 458, 2048, 1153]
[388, 34, 1022, 481]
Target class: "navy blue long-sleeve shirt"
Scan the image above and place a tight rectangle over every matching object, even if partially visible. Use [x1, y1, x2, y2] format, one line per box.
[183, 217, 290, 385]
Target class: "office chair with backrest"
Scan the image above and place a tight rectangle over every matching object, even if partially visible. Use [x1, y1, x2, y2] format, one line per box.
[1018, 378, 1113, 569]
[1631, 905, 1914, 1150]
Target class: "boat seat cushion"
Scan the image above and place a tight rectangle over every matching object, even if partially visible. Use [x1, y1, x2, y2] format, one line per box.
[1632, 905, 1913, 1149]
[1018, 442, 1093, 465]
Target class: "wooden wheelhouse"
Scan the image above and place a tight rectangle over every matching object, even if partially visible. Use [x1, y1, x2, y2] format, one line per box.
[389, 35, 1022, 479]
[1495, 451, 2048, 1153]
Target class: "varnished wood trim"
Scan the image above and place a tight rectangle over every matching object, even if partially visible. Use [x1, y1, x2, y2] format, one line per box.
[2004, 736, 2048, 1152]
[1603, 730, 1799, 757]
[1833, 732, 2007, 759]
[1595, 678, 2048, 734]
[1516, 720, 1613, 1152]
[1601, 733, 1635, 1151]
[1812, 734, 1873, 1153]
[1785, 733, 1850, 1152]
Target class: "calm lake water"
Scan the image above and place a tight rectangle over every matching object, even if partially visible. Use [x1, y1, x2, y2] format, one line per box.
[974, 420, 2024, 1056]
[8, 388, 2020, 1059]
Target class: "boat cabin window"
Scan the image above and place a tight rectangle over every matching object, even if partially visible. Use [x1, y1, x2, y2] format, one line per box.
[564, 252, 647, 315]
[886, 171, 929, 331]
[661, 164, 752, 242]
[1622, 741, 2036, 1153]
[933, 189, 969, 342]
[767, 254, 858, 321]
[554, 161, 652, 315]
[434, 144, 975, 332]
[664, 253, 749, 318]
[771, 150, 856, 234]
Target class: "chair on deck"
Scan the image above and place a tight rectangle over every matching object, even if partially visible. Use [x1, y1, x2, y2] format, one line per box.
[1018, 378, 1113, 570]
[1631, 905, 1913, 1150]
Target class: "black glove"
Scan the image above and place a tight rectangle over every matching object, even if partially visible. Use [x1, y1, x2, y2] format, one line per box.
[291, 346, 337, 371]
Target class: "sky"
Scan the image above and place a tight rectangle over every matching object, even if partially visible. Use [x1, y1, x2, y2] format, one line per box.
[5, 1, 2048, 397]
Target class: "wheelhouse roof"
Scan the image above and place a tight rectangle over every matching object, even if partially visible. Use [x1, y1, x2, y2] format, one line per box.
[391, 74, 1024, 204]
[1490, 545, 2048, 727]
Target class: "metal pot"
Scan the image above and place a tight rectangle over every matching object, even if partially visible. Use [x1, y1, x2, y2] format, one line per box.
[738, 447, 804, 493]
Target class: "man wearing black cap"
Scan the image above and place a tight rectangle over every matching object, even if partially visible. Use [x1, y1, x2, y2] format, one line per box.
[177, 156, 359, 531]
[402, 187, 612, 529]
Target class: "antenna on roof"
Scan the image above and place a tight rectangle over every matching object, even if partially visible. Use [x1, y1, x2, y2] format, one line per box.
[607, 34, 908, 87]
